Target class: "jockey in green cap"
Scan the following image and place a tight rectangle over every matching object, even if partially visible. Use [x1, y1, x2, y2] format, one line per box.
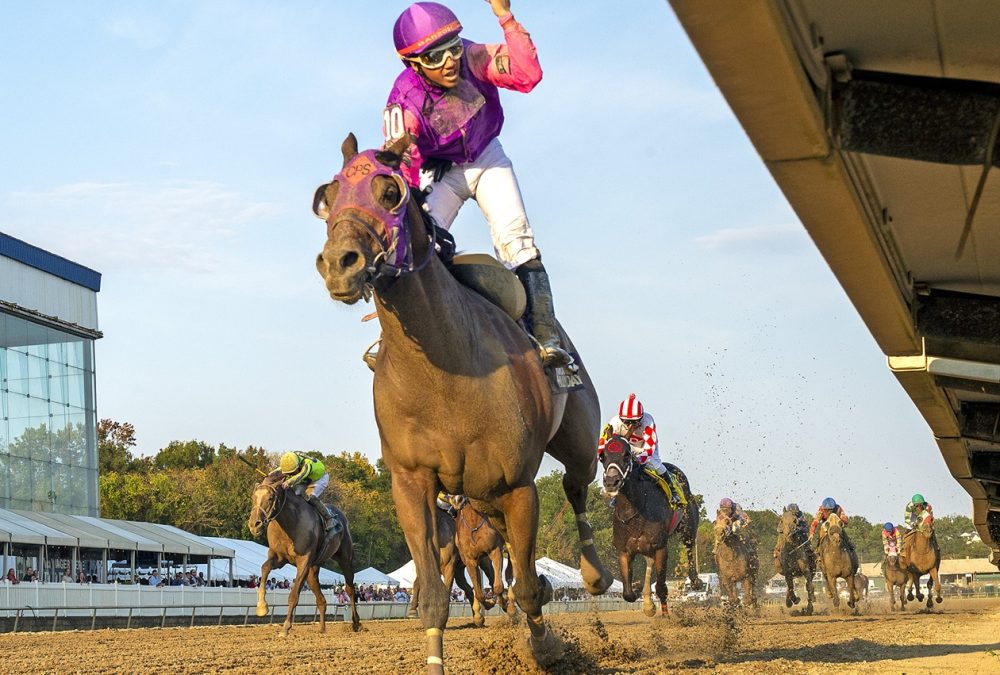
[903, 494, 933, 532]
[279, 452, 337, 533]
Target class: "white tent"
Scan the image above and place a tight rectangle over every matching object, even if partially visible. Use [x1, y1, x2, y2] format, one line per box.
[390, 557, 623, 593]
[388, 560, 417, 589]
[203, 537, 345, 585]
[353, 566, 399, 585]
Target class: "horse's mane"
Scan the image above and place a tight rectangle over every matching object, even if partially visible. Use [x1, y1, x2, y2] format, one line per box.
[261, 471, 285, 487]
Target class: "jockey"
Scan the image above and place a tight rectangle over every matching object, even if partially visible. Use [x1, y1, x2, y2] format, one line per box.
[903, 494, 934, 531]
[717, 498, 751, 530]
[808, 497, 849, 540]
[436, 491, 457, 517]
[882, 522, 901, 557]
[383, 1, 573, 367]
[598, 393, 681, 505]
[279, 452, 337, 533]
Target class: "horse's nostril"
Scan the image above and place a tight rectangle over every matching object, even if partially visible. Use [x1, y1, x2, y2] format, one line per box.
[339, 251, 360, 270]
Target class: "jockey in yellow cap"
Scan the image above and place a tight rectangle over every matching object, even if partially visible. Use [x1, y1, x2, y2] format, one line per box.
[279, 452, 337, 533]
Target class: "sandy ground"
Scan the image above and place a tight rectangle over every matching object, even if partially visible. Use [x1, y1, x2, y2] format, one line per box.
[2, 598, 999, 674]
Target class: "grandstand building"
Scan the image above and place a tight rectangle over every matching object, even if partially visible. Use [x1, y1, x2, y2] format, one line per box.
[0, 232, 101, 517]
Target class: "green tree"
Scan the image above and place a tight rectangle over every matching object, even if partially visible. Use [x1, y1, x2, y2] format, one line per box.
[153, 440, 216, 470]
[97, 419, 137, 474]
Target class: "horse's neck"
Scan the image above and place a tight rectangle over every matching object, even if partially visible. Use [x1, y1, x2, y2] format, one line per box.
[275, 494, 317, 546]
[376, 257, 479, 369]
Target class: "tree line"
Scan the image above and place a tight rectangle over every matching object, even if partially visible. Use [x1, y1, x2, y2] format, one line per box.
[99, 419, 991, 579]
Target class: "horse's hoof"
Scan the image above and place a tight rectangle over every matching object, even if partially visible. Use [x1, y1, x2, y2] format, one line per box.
[642, 603, 656, 618]
[351, 622, 361, 633]
[280, 627, 289, 637]
[583, 568, 614, 596]
[935, 596, 942, 604]
[255, 605, 268, 618]
[785, 598, 793, 608]
[906, 593, 914, 601]
[528, 629, 565, 667]
[793, 596, 801, 605]
[473, 615, 485, 628]
[406, 609, 418, 619]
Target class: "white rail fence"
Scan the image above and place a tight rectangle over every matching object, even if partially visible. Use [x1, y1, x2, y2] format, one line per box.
[1, 582, 635, 632]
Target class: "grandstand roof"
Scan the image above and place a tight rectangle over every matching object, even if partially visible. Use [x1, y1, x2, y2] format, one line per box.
[0, 509, 233, 558]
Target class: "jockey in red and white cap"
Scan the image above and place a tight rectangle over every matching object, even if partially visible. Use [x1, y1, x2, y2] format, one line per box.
[598, 393, 668, 479]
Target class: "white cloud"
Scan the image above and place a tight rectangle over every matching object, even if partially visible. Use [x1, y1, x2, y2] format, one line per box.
[695, 223, 808, 252]
[104, 15, 169, 50]
[4, 180, 280, 276]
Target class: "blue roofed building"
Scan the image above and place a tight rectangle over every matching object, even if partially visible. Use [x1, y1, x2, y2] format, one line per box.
[0, 232, 102, 517]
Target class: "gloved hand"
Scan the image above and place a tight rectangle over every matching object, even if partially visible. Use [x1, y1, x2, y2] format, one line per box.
[423, 157, 453, 183]
[601, 423, 614, 439]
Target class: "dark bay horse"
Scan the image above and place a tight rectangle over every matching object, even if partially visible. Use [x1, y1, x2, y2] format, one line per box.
[600, 434, 701, 617]
[451, 494, 514, 625]
[902, 526, 943, 609]
[247, 472, 360, 633]
[407, 507, 462, 619]
[816, 516, 859, 611]
[314, 134, 613, 672]
[774, 510, 816, 615]
[713, 516, 759, 608]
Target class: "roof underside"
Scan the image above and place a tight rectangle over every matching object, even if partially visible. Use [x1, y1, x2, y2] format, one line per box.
[669, 0, 1000, 567]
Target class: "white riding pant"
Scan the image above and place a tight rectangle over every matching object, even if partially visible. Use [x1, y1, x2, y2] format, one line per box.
[303, 473, 329, 499]
[420, 137, 540, 269]
[638, 452, 666, 475]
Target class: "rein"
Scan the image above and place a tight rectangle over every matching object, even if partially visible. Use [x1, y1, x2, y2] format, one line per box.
[459, 506, 488, 535]
[256, 482, 287, 528]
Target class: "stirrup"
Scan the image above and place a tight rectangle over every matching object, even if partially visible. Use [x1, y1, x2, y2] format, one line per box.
[534, 336, 576, 371]
[362, 337, 381, 372]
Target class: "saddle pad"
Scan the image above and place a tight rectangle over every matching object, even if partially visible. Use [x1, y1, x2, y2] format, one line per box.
[450, 253, 526, 321]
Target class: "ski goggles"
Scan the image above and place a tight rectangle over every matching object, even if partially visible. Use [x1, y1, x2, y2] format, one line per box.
[410, 37, 463, 69]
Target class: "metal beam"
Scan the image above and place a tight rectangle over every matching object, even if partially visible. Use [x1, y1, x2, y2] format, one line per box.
[970, 451, 1000, 484]
[917, 289, 1000, 349]
[961, 402, 1000, 445]
[837, 70, 1000, 167]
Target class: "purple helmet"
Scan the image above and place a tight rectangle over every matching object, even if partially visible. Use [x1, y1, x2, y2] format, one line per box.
[393, 2, 462, 58]
[719, 497, 733, 509]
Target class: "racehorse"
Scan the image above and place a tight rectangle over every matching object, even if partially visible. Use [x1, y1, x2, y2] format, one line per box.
[816, 516, 859, 611]
[713, 515, 759, 608]
[407, 506, 462, 619]
[902, 525, 943, 609]
[882, 554, 908, 611]
[247, 472, 360, 634]
[600, 434, 701, 617]
[852, 571, 869, 602]
[451, 494, 515, 625]
[314, 134, 613, 672]
[774, 509, 816, 615]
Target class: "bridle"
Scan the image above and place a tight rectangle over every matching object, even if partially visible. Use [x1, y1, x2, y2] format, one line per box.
[253, 482, 287, 529]
[320, 149, 439, 292]
[601, 436, 635, 495]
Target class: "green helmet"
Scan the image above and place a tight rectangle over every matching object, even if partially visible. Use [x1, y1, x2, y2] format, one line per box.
[911, 493, 925, 505]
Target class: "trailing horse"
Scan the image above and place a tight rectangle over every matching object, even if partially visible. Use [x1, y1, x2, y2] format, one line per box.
[901, 525, 942, 609]
[774, 510, 816, 615]
[247, 472, 360, 634]
[852, 571, 869, 602]
[451, 494, 515, 625]
[882, 554, 908, 611]
[600, 434, 701, 617]
[815, 515, 859, 611]
[406, 506, 463, 619]
[713, 516, 759, 608]
[314, 135, 613, 672]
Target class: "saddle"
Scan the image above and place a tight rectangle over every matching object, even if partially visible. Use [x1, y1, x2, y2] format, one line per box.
[642, 467, 687, 507]
[450, 254, 583, 393]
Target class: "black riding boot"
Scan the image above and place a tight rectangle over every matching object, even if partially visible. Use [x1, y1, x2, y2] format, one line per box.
[515, 259, 573, 367]
[307, 494, 336, 533]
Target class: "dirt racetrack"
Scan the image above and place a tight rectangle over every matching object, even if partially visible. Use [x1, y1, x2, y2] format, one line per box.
[3, 598, 999, 674]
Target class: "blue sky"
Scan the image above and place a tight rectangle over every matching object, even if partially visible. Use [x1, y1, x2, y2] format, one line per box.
[0, 1, 973, 522]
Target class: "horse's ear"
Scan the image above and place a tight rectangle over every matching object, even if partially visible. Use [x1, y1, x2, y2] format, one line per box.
[375, 133, 411, 169]
[341, 133, 359, 165]
[312, 183, 330, 220]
